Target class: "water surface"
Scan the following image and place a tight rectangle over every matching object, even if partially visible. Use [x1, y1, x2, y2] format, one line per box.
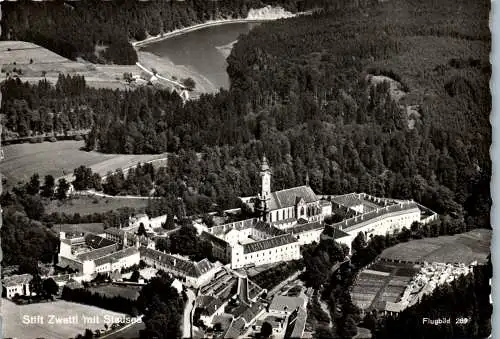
[141, 22, 261, 90]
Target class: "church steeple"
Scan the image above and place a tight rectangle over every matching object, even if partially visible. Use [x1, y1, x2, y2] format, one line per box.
[305, 172, 310, 186]
[260, 154, 271, 198]
[258, 154, 272, 222]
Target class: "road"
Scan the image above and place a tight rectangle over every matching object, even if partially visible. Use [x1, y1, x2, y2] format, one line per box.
[183, 288, 196, 338]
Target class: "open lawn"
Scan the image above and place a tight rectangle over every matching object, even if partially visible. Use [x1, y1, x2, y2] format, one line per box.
[0, 140, 168, 186]
[379, 229, 492, 264]
[0, 41, 140, 90]
[2, 298, 131, 339]
[89, 285, 141, 300]
[53, 223, 105, 234]
[46, 196, 150, 215]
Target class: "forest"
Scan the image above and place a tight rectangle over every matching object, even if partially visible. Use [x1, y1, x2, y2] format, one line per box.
[0, 0, 492, 336]
[2, 0, 491, 236]
[1, 0, 319, 65]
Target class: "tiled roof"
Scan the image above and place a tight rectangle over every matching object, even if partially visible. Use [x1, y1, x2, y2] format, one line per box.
[287, 221, 323, 235]
[241, 302, 265, 324]
[323, 225, 351, 239]
[248, 279, 265, 300]
[269, 295, 305, 313]
[2, 274, 32, 287]
[338, 202, 420, 232]
[104, 227, 125, 236]
[253, 221, 287, 237]
[77, 244, 118, 261]
[319, 200, 332, 206]
[198, 295, 226, 317]
[84, 233, 115, 249]
[94, 247, 139, 266]
[290, 307, 307, 338]
[243, 234, 297, 254]
[268, 186, 318, 210]
[224, 318, 245, 339]
[139, 247, 218, 278]
[201, 231, 229, 248]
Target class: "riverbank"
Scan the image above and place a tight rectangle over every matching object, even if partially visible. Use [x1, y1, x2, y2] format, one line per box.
[133, 6, 308, 48]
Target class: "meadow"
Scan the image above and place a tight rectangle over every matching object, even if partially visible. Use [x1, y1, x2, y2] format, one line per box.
[2, 299, 130, 339]
[45, 195, 150, 215]
[0, 41, 139, 89]
[53, 223, 105, 234]
[379, 229, 492, 264]
[0, 140, 168, 187]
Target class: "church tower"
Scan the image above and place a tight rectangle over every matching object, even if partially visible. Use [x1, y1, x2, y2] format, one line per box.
[258, 155, 272, 221]
[260, 154, 271, 198]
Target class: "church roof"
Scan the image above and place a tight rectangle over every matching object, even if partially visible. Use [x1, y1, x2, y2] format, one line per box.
[268, 186, 318, 210]
[243, 234, 297, 254]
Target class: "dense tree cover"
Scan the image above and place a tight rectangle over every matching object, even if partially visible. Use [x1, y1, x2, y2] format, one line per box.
[156, 219, 215, 262]
[252, 260, 304, 291]
[2, 0, 317, 65]
[136, 271, 185, 339]
[366, 257, 492, 339]
[3, 0, 489, 234]
[61, 286, 137, 315]
[301, 240, 349, 290]
[1, 210, 59, 266]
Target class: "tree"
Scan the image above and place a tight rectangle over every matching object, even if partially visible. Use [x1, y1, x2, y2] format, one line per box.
[260, 321, 273, 338]
[29, 274, 44, 297]
[56, 178, 70, 200]
[26, 173, 40, 195]
[23, 195, 45, 220]
[138, 222, 147, 236]
[182, 77, 196, 91]
[123, 72, 133, 83]
[73, 165, 93, 190]
[131, 270, 140, 282]
[43, 278, 59, 297]
[41, 175, 55, 198]
[351, 232, 367, 254]
[162, 214, 176, 230]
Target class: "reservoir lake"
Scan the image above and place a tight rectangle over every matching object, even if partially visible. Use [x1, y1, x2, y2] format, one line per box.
[140, 22, 261, 90]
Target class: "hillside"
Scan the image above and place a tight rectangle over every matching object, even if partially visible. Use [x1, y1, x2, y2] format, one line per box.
[1, 0, 491, 231]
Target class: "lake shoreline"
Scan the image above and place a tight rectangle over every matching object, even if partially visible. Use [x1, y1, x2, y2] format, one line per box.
[131, 8, 311, 93]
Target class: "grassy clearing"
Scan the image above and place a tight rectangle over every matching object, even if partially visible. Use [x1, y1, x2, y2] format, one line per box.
[0, 140, 168, 186]
[1, 140, 114, 185]
[0, 41, 141, 90]
[45, 196, 150, 215]
[2, 299, 129, 339]
[89, 285, 141, 300]
[53, 223, 105, 234]
[379, 229, 491, 264]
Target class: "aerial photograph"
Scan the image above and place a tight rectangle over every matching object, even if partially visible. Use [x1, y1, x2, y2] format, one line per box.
[0, 0, 492, 338]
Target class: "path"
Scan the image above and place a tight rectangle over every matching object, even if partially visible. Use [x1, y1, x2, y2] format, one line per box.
[183, 289, 196, 338]
[80, 190, 157, 200]
[136, 62, 187, 90]
[100, 315, 144, 339]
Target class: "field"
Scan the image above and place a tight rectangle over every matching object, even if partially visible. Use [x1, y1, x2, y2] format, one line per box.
[2, 299, 131, 339]
[46, 196, 150, 215]
[0, 41, 139, 89]
[379, 229, 492, 265]
[351, 261, 419, 311]
[53, 223, 105, 234]
[89, 285, 141, 300]
[0, 140, 168, 186]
